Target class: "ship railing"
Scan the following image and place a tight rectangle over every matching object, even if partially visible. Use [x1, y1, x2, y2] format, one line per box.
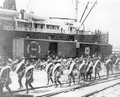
[15, 26, 30, 31]
[13, 26, 94, 35]
[33, 28, 61, 33]
[3, 25, 109, 36]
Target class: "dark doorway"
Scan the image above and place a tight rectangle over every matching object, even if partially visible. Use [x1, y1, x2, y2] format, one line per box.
[49, 42, 58, 57]
[94, 45, 100, 55]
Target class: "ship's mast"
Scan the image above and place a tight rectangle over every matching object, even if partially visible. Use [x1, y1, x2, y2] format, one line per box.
[79, 0, 97, 29]
[79, 2, 89, 23]
[75, 0, 79, 22]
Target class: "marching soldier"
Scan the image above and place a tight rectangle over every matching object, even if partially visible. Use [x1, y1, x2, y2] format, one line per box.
[53, 63, 62, 88]
[114, 56, 120, 71]
[16, 58, 25, 89]
[86, 58, 93, 81]
[25, 60, 34, 93]
[68, 60, 76, 86]
[78, 58, 86, 83]
[93, 58, 101, 80]
[0, 60, 13, 97]
[105, 56, 113, 78]
[82, 58, 90, 81]
[46, 63, 54, 85]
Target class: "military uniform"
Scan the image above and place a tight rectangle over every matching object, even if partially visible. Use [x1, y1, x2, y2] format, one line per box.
[54, 69, 62, 87]
[0, 62, 13, 97]
[16, 60, 25, 89]
[47, 65, 53, 85]
[78, 59, 86, 83]
[53, 63, 62, 87]
[92, 59, 101, 80]
[105, 58, 113, 78]
[68, 61, 76, 86]
[85, 60, 93, 81]
[68, 70, 75, 86]
[17, 65, 25, 89]
[25, 63, 34, 93]
[115, 57, 120, 71]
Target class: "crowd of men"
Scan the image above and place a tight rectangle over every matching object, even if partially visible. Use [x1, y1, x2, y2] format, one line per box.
[0, 53, 120, 97]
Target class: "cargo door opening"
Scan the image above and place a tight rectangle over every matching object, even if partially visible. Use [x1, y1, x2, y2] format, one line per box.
[94, 45, 100, 55]
[49, 42, 58, 57]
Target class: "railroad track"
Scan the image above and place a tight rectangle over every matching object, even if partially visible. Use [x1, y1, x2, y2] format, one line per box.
[3, 72, 120, 97]
[12, 72, 120, 97]
[36, 75, 120, 97]
[82, 80, 120, 97]
[4, 72, 120, 93]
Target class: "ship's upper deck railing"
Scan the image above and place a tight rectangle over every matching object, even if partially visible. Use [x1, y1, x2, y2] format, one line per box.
[0, 17, 109, 35]
[0, 8, 109, 35]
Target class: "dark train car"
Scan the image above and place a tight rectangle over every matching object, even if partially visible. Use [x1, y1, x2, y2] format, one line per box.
[13, 38, 76, 59]
[100, 44, 112, 58]
[13, 38, 112, 60]
[76, 42, 112, 61]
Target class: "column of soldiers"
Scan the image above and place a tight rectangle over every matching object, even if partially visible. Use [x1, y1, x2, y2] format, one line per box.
[16, 59, 35, 93]
[46, 54, 102, 86]
[0, 53, 120, 96]
[45, 53, 119, 86]
[0, 57, 35, 97]
[46, 56, 63, 87]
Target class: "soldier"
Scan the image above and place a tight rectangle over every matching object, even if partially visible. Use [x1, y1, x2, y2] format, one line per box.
[68, 61, 76, 86]
[114, 56, 120, 71]
[46, 63, 54, 85]
[86, 58, 93, 81]
[25, 60, 34, 93]
[93, 58, 101, 80]
[78, 58, 86, 83]
[0, 60, 13, 97]
[83, 58, 91, 81]
[16, 58, 25, 89]
[105, 56, 113, 78]
[53, 63, 62, 88]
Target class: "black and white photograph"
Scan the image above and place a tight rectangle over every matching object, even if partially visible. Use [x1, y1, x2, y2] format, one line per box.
[0, 0, 120, 97]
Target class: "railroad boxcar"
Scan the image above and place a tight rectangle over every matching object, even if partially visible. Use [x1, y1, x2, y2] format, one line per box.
[13, 38, 76, 59]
